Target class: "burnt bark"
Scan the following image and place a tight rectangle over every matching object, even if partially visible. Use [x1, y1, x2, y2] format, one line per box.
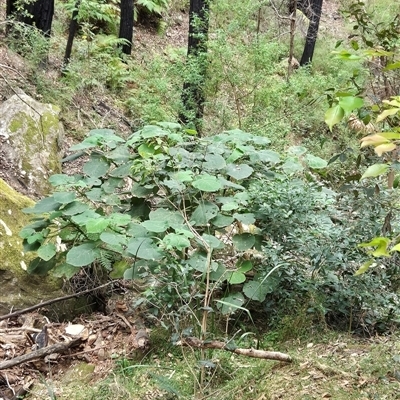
[118, 0, 134, 55]
[6, 0, 54, 36]
[289, 0, 324, 66]
[63, 0, 80, 72]
[179, 0, 210, 131]
[300, 0, 323, 65]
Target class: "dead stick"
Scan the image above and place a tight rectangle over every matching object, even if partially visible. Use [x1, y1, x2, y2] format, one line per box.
[0, 339, 80, 370]
[177, 337, 292, 363]
[0, 281, 113, 321]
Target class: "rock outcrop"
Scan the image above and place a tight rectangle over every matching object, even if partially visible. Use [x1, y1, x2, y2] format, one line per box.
[0, 178, 63, 316]
[0, 93, 63, 197]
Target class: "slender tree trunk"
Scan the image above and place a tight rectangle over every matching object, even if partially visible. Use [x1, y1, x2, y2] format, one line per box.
[6, 0, 54, 37]
[288, 0, 297, 80]
[119, 0, 134, 55]
[63, 0, 81, 73]
[299, 0, 323, 66]
[179, 0, 210, 132]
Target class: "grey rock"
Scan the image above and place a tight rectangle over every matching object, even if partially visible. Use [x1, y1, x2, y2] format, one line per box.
[0, 93, 64, 197]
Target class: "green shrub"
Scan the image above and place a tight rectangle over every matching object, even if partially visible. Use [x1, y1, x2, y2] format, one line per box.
[248, 171, 400, 334]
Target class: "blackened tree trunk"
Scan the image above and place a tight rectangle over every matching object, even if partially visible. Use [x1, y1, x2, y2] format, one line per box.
[300, 0, 323, 65]
[63, 0, 81, 72]
[179, 0, 210, 131]
[119, 0, 134, 55]
[6, 0, 54, 37]
[289, 0, 323, 66]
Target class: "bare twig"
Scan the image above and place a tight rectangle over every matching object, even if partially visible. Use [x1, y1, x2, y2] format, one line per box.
[177, 337, 292, 362]
[0, 281, 113, 321]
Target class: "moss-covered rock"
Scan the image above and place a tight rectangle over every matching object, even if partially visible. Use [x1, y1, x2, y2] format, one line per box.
[0, 93, 64, 197]
[0, 178, 63, 316]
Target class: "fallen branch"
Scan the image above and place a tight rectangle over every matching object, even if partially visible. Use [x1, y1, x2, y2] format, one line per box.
[0, 339, 81, 370]
[177, 337, 292, 363]
[0, 281, 113, 321]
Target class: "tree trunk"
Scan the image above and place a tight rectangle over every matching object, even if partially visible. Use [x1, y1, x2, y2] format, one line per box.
[63, 0, 81, 73]
[179, 0, 210, 132]
[119, 0, 134, 55]
[6, 0, 54, 37]
[299, 0, 323, 66]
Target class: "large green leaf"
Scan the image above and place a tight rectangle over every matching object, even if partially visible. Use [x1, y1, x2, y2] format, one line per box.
[62, 201, 90, 216]
[149, 208, 184, 228]
[191, 202, 219, 225]
[233, 213, 256, 225]
[226, 164, 254, 180]
[354, 259, 374, 276]
[83, 155, 110, 178]
[100, 231, 127, 246]
[226, 271, 247, 284]
[131, 183, 158, 198]
[86, 218, 109, 233]
[218, 177, 245, 190]
[139, 125, 168, 138]
[138, 143, 157, 158]
[85, 188, 104, 202]
[163, 233, 191, 251]
[52, 263, 81, 279]
[102, 177, 123, 194]
[187, 251, 208, 272]
[53, 192, 76, 205]
[361, 164, 389, 179]
[211, 214, 234, 228]
[358, 237, 390, 257]
[288, 146, 307, 156]
[221, 202, 239, 211]
[70, 135, 102, 150]
[126, 223, 151, 238]
[282, 158, 304, 174]
[216, 294, 245, 315]
[27, 257, 57, 275]
[66, 242, 100, 266]
[49, 174, 77, 187]
[325, 105, 344, 131]
[172, 170, 194, 182]
[200, 234, 225, 250]
[108, 146, 131, 162]
[338, 96, 364, 112]
[226, 148, 244, 163]
[232, 233, 255, 251]
[71, 210, 100, 225]
[226, 260, 253, 284]
[19, 227, 36, 239]
[203, 153, 226, 170]
[126, 237, 163, 260]
[109, 162, 132, 178]
[251, 150, 280, 164]
[23, 197, 61, 214]
[305, 154, 328, 169]
[163, 179, 185, 192]
[243, 280, 270, 302]
[209, 263, 226, 281]
[37, 243, 57, 261]
[192, 174, 223, 192]
[141, 220, 169, 233]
